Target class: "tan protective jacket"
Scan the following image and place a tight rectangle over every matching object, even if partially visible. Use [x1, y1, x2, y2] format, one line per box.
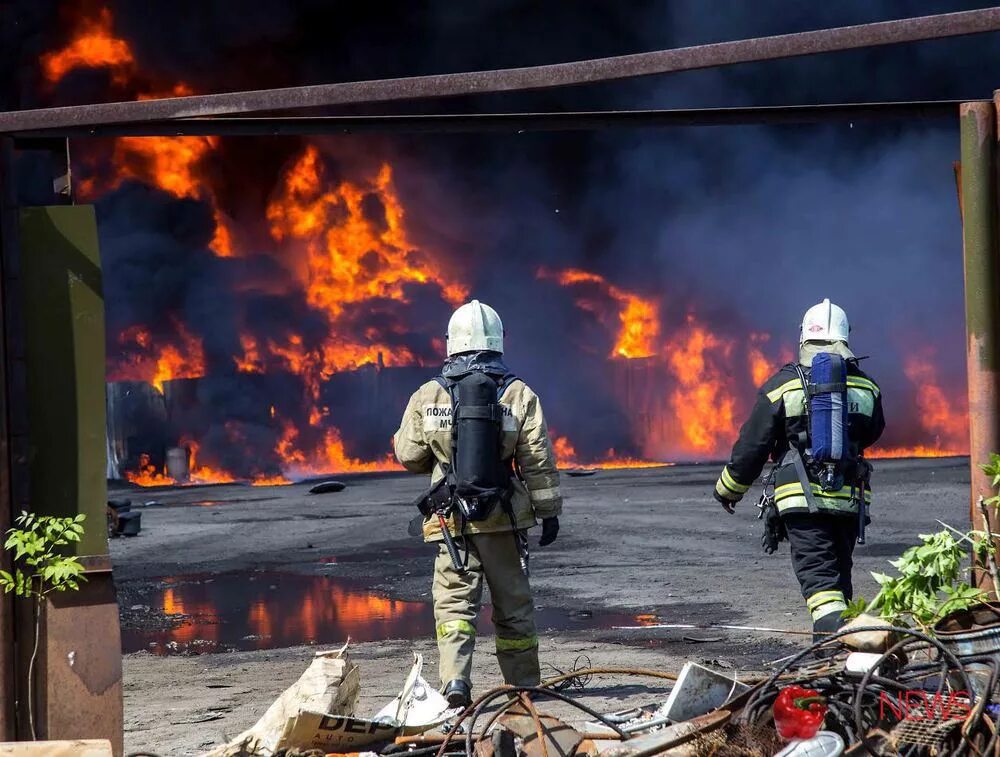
[394, 378, 563, 542]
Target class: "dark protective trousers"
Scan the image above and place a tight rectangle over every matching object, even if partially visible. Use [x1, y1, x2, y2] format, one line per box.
[783, 513, 859, 639]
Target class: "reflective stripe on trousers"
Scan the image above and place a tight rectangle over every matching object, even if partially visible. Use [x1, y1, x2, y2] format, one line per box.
[807, 589, 847, 621]
[495, 634, 539, 652]
[432, 531, 540, 687]
[437, 619, 477, 640]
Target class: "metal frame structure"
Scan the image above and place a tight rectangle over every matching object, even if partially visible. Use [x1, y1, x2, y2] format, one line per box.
[3, 101, 973, 141]
[0, 6, 998, 746]
[2, 6, 1000, 132]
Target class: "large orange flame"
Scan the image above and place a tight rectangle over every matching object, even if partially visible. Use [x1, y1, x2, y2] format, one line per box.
[748, 333, 791, 387]
[124, 452, 176, 487]
[274, 419, 400, 478]
[266, 145, 466, 376]
[551, 434, 578, 463]
[871, 352, 968, 458]
[125, 439, 265, 488]
[151, 320, 205, 393]
[538, 267, 660, 358]
[108, 321, 205, 394]
[112, 132, 217, 197]
[210, 208, 236, 257]
[183, 439, 239, 485]
[47, 21, 231, 255]
[541, 268, 742, 460]
[666, 316, 737, 455]
[903, 355, 967, 448]
[41, 7, 135, 86]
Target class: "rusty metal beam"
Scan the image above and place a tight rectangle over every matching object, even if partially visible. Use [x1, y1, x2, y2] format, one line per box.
[2, 8, 1000, 133]
[6, 100, 966, 140]
[960, 99, 1000, 592]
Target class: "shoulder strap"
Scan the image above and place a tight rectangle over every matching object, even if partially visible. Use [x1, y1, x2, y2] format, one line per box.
[435, 376, 460, 473]
[497, 374, 519, 401]
[793, 364, 811, 426]
[435, 375, 457, 405]
[784, 363, 819, 514]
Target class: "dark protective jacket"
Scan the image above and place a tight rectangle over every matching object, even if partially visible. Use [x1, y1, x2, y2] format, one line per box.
[714, 359, 885, 516]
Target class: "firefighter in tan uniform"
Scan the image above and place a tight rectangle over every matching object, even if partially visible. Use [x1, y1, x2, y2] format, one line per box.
[394, 300, 562, 708]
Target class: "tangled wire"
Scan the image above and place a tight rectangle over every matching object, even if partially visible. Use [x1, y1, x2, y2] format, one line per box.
[540, 655, 593, 692]
[739, 625, 997, 756]
[426, 666, 681, 757]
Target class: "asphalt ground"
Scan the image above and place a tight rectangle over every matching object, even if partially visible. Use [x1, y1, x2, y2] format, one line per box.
[110, 457, 970, 755]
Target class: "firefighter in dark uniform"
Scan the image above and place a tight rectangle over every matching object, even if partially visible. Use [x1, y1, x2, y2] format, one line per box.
[713, 299, 885, 638]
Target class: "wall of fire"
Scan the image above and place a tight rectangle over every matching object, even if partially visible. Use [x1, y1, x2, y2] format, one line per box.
[30, 5, 973, 487]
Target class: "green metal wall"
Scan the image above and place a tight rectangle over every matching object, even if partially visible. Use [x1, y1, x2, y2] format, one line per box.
[18, 205, 106, 556]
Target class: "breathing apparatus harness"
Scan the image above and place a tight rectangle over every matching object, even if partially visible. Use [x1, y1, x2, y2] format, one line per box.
[783, 353, 870, 544]
[412, 353, 529, 575]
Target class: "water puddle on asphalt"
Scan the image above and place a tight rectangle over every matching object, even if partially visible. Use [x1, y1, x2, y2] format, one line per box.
[121, 572, 653, 655]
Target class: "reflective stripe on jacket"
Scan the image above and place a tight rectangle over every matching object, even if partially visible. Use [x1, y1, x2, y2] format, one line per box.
[714, 359, 885, 516]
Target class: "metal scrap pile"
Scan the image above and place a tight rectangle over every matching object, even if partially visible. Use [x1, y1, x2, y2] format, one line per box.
[391, 609, 1000, 756]
[204, 604, 1000, 757]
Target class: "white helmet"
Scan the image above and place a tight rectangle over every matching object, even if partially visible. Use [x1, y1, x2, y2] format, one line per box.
[800, 298, 850, 345]
[446, 300, 504, 356]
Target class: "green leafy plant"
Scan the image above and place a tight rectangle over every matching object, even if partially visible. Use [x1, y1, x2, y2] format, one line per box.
[0, 511, 87, 739]
[844, 453, 1000, 631]
[844, 528, 987, 630]
[982, 453, 1000, 508]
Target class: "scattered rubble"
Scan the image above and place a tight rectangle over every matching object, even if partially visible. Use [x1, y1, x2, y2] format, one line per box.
[191, 602, 1000, 756]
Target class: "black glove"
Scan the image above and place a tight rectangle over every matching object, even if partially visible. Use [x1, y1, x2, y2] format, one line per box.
[761, 505, 786, 555]
[539, 517, 559, 546]
[713, 490, 736, 514]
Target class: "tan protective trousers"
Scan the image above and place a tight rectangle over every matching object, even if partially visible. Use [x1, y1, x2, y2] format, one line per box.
[432, 531, 540, 688]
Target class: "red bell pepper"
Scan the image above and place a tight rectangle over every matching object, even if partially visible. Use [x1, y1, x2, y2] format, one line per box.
[773, 685, 828, 740]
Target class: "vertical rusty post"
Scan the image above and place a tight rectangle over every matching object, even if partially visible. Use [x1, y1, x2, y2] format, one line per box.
[961, 99, 1000, 592]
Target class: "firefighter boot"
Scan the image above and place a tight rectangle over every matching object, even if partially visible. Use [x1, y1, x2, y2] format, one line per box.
[443, 679, 472, 709]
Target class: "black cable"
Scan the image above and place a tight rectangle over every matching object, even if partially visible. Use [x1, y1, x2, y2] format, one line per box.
[853, 629, 974, 757]
[463, 690, 521, 757]
[738, 624, 978, 756]
[540, 654, 593, 692]
[382, 746, 464, 757]
[461, 685, 632, 756]
[955, 655, 999, 754]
